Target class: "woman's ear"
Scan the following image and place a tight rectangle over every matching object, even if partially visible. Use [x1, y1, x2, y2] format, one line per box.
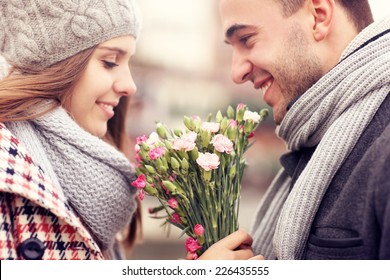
[309, 0, 335, 41]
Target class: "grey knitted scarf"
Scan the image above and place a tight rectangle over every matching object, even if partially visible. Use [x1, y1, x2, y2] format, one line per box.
[251, 16, 390, 259]
[7, 105, 137, 250]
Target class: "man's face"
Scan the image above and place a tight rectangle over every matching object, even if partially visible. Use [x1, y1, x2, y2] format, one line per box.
[220, 0, 323, 124]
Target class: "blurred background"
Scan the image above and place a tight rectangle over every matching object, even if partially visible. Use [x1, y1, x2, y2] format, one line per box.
[126, 0, 390, 259]
[0, 0, 388, 260]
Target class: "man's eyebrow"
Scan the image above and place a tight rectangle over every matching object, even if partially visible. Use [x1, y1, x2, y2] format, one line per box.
[97, 46, 127, 55]
[224, 24, 250, 43]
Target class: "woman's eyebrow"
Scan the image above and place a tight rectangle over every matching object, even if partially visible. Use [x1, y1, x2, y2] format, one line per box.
[97, 46, 127, 55]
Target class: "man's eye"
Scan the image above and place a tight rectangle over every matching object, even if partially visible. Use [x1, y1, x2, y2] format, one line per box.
[102, 60, 119, 68]
[239, 35, 250, 44]
[239, 34, 255, 46]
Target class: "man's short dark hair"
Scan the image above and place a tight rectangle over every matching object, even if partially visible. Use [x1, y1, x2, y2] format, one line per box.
[277, 0, 373, 32]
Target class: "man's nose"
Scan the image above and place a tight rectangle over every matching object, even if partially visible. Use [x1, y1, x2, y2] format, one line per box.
[231, 51, 252, 84]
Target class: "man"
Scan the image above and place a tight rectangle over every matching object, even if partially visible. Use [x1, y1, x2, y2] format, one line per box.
[217, 0, 390, 259]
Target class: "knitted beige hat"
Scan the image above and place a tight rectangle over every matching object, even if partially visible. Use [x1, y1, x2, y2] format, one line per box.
[0, 0, 141, 69]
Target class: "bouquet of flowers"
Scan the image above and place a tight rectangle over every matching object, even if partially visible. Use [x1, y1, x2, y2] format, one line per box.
[131, 103, 268, 258]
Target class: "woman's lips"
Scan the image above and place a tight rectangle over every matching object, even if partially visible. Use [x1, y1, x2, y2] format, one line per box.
[97, 102, 115, 118]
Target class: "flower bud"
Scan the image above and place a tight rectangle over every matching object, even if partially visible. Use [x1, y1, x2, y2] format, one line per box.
[148, 205, 164, 214]
[226, 126, 237, 141]
[144, 165, 156, 174]
[220, 117, 228, 132]
[206, 113, 212, 122]
[164, 139, 173, 150]
[191, 116, 201, 131]
[215, 110, 223, 123]
[177, 150, 189, 161]
[203, 170, 212, 182]
[190, 147, 199, 161]
[184, 116, 196, 131]
[140, 142, 150, 151]
[200, 130, 211, 148]
[146, 175, 154, 184]
[236, 103, 246, 122]
[156, 158, 167, 173]
[181, 158, 189, 170]
[144, 184, 158, 196]
[244, 121, 255, 135]
[260, 108, 269, 120]
[139, 152, 148, 162]
[171, 157, 180, 171]
[174, 129, 183, 137]
[229, 165, 237, 179]
[227, 105, 235, 119]
[161, 157, 168, 168]
[156, 122, 168, 139]
[162, 180, 177, 192]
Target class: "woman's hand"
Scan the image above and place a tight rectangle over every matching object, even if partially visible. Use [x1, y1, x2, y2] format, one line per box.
[187, 229, 264, 260]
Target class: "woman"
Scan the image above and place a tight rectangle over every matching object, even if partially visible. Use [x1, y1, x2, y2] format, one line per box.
[0, 0, 141, 259]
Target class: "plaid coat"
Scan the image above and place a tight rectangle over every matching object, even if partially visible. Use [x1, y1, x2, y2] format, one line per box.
[0, 123, 103, 260]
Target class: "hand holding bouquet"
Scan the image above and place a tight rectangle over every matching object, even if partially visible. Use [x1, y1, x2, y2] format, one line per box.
[132, 104, 268, 258]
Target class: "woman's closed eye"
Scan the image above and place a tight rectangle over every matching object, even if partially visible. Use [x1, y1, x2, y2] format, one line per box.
[102, 60, 119, 69]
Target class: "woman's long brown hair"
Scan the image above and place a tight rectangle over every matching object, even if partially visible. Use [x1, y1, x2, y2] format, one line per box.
[106, 96, 143, 254]
[0, 47, 95, 122]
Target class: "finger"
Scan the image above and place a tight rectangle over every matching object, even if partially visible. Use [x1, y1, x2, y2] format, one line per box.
[185, 252, 193, 260]
[217, 229, 253, 250]
[238, 243, 252, 250]
[232, 248, 255, 260]
[249, 255, 265, 260]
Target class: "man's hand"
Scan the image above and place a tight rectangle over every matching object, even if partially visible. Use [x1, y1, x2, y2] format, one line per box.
[186, 229, 265, 260]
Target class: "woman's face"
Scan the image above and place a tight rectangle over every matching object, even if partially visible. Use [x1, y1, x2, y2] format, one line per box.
[66, 35, 137, 137]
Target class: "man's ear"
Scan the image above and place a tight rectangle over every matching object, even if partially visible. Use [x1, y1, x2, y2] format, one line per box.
[309, 0, 335, 41]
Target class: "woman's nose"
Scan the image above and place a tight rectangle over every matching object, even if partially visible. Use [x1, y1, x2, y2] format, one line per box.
[114, 67, 137, 96]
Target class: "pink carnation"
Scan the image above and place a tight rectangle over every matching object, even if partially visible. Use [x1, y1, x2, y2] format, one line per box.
[194, 224, 204, 236]
[201, 122, 220, 133]
[210, 134, 234, 154]
[196, 152, 220, 171]
[172, 131, 197, 152]
[148, 147, 165, 160]
[185, 237, 202, 253]
[170, 212, 182, 224]
[131, 174, 146, 188]
[136, 135, 148, 145]
[168, 197, 178, 209]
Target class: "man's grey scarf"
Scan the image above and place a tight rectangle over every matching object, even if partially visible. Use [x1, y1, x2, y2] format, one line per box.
[251, 17, 390, 259]
[6, 106, 137, 250]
